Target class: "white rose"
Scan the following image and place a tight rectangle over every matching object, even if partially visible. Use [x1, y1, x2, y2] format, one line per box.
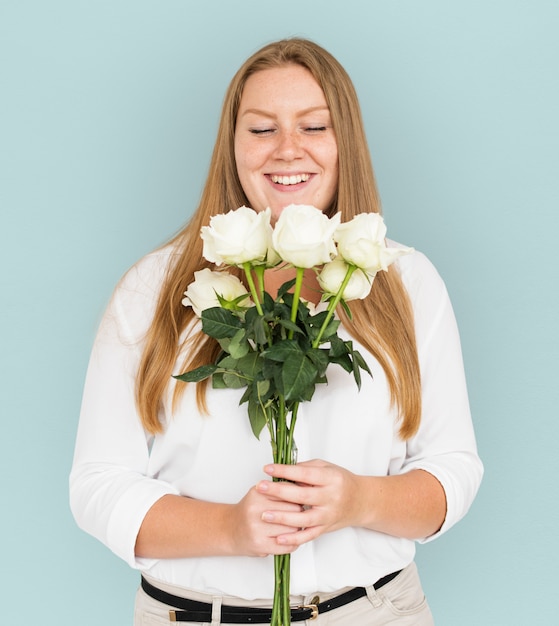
[264, 229, 281, 268]
[182, 268, 250, 317]
[272, 204, 341, 268]
[335, 212, 412, 272]
[201, 206, 275, 266]
[317, 258, 374, 301]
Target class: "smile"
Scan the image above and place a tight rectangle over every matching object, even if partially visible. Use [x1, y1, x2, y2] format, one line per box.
[270, 174, 311, 186]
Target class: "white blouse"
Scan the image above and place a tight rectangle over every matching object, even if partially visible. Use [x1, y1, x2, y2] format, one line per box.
[70, 242, 483, 598]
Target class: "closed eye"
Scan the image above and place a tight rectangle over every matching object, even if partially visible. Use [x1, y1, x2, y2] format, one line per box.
[249, 128, 275, 135]
[303, 126, 329, 133]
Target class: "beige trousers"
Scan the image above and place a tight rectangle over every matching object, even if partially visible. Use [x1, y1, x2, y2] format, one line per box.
[134, 562, 434, 625]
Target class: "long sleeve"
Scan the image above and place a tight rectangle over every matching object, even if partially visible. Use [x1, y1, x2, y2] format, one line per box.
[69, 250, 180, 567]
[396, 249, 483, 541]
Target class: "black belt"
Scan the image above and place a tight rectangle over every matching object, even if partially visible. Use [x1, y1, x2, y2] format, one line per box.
[141, 570, 402, 623]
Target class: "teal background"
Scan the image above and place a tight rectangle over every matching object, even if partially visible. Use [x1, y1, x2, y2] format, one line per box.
[1, 0, 557, 624]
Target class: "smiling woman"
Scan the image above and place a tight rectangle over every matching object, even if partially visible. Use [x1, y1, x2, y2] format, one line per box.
[70, 37, 482, 626]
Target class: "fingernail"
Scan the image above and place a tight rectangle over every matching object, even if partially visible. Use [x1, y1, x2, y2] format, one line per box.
[262, 512, 274, 522]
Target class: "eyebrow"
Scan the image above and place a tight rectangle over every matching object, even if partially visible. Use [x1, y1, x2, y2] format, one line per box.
[239, 105, 331, 118]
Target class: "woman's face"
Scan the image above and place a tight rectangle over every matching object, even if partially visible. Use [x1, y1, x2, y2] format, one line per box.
[234, 64, 339, 223]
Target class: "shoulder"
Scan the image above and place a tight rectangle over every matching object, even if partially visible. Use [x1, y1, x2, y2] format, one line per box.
[387, 239, 448, 305]
[386, 239, 445, 299]
[388, 240, 459, 351]
[116, 244, 180, 297]
[104, 244, 181, 341]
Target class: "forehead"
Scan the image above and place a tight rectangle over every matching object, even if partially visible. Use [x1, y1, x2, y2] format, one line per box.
[239, 65, 328, 111]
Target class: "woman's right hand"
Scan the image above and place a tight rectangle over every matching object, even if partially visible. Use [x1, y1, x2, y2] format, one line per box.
[229, 484, 302, 557]
[135, 487, 302, 560]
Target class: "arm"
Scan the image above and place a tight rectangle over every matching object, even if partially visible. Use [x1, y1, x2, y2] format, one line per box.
[134, 489, 302, 559]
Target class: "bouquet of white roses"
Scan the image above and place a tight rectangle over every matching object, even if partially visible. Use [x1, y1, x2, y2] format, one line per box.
[176, 204, 410, 626]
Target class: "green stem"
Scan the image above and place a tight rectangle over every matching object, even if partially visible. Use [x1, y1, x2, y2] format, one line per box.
[283, 553, 291, 626]
[288, 267, 305, 339]
[271, 554, 281, 625]
[242, 262, 264, 316]
[271, 401, 298, 625]
[285, 402, 299, 465]
[253, 264, 266, 303]
[312, 264, 357, 348]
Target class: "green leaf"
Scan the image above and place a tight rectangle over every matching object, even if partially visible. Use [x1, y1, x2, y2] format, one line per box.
[327, 337, 353, 372]
[248, 314, 270, 346]
[330, 353, 353, 373]
[262, 357, 281, 383]
[216, 291, 251, 311]
[281, 352, 318, 401]
[328, 335, 347, 358]
[316, 317, 340, 342]
[173, 364, 217, 383]
[222, 371, 248, 389]
[228, 329, 250, 359]
[217, 355, 239, 369]
[262, 340, 302, 363]
[339, 298, 353, 319]
[352, 348, 373, 385]
[236, 352, 263, 380]
[306, 348, 329, 376]
[211, 371, 229, 389]
[201, 307, 243, 339]
[217, 337, 231, 352]
[261, 291, 275, 312]
[247, 397, 268, 439]
[353, 349, 372, 375]
[309, 310, 329, 326]
[352, 358, 363, 389]
[277, 278, 297, 300]
[277, 318, 304, 336]
[256, 378, 271, 398]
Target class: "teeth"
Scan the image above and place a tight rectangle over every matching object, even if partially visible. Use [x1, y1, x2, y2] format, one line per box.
[271, 174, 310, 185]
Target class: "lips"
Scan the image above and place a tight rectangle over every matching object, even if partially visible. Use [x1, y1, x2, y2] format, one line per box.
[270, 173, 311, 186]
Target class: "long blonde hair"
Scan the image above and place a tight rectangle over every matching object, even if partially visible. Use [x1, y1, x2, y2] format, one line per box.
[136, 38, 421, 439]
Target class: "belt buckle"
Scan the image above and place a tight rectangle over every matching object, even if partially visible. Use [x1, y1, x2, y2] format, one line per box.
[299, 595, 320, 620]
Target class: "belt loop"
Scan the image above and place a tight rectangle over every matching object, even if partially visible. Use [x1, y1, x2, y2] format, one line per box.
[211, 595, 222, 625]
[365, 585, 383, 609]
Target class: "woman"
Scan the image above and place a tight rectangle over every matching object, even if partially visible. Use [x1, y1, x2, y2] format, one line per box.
[70, 38, 483, 625]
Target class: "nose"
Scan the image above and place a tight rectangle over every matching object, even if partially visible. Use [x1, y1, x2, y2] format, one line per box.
[274, 129, 303, 161]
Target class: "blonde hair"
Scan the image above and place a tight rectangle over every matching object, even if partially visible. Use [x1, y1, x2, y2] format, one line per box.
[136, 38, 421, 439]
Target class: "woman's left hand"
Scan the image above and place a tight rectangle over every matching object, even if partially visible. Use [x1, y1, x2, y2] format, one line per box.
[256, 459, 364, 546]
[256, 460, 447, 546]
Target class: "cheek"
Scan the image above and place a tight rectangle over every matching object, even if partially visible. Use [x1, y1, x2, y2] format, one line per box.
[234, 141, 264, 209]
[235, 139, 261, 180]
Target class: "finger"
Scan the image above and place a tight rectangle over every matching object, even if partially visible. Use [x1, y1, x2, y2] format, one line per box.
[261, 504, 327, 534]
[263, 463, 326, 486]
[261, 509, 307, 528]
[276, 525, 321, 546]
[257, 480, 321, 508]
